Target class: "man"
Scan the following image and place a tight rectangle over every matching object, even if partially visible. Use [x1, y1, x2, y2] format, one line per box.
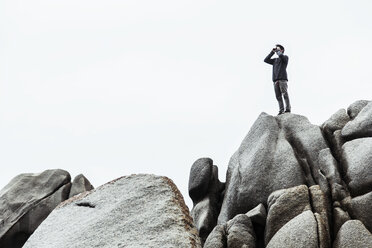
[264, 44, 291, 115]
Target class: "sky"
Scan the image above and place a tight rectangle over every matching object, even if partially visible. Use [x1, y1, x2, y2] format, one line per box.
[1, 0, 372, 209]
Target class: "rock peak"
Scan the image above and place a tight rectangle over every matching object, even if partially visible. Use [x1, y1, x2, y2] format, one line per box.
[189, 100, 372, 247]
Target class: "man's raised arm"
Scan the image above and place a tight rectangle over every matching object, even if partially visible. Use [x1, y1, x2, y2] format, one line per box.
[264, 50, 275, 65]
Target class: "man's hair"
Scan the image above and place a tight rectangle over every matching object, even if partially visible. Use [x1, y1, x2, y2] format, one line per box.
[276, 44, 285, 52]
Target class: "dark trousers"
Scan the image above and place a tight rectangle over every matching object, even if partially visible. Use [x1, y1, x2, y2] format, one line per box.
[274, 80, 291, 112]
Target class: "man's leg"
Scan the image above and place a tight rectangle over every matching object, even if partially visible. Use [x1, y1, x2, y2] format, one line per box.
[279, 80, 291, 112]
[274, 81, 284, 113]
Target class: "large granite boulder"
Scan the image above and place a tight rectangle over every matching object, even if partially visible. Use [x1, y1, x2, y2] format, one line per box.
[0, 170, 71, 248]
[24, 174, 201, 248]
[346, 100, 369, 119]
[333, 220, 372, 248]
[217, 113, 307, 224]
[0, 170, 93, 248]
[349, 191, 372, 233]
[322, 109, 350, 136]
[265, 185, 311, 245]
[341, 138, 372, 196]
[342, 101, 372, 139]
[217, 113, 338, 224]
[266, 210, 318, 248]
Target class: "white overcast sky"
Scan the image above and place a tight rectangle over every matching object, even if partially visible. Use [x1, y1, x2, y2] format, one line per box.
[1, 0, 371, 208]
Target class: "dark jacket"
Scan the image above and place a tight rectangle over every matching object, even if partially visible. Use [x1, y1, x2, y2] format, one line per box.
[264, 51, 289, 82]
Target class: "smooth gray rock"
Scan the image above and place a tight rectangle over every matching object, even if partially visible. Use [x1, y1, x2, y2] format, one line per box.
[276, 114, 332, 191]
[226, 214, 256, 248]
[189, 158, 213, 202]
[190, 163, 224, 245]
[0, 183, 71, 248]
[342, 101, 372, 139]
[350, 191, 372, 233]
[266, 210, 318, 248]
[203, 225, 226, 248]
[24, 174, 201, 248]
[246, 203, 267, 226]
[69, 174, 94, 198]
[218, 113, 307, 224]
[322, 109, 350, 135]
[347, 100, 369, 120]
[333, 220, 372, 248]
[0, 169, 71, 248]
[265, 185, 311, 245]
[204, 214, 256, 248]
[321, 109, 349, 158]
[341, 138, 372, 196]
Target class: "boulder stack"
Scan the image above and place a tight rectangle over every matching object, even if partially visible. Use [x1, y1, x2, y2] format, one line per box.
[190, 100, 372, 247]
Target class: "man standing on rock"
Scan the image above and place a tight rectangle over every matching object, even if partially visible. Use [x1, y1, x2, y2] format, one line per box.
[264, 44, 291, 115]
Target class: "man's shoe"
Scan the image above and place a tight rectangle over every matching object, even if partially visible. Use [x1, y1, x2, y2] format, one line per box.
[285, 109, 291, 113]
[277, 111, 284, 116]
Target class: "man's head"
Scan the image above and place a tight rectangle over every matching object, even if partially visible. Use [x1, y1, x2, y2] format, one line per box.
[276, 44, 285, 53]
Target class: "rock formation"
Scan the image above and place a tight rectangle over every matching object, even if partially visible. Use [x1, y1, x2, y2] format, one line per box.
[189, 158, 225, 245]
[24, 174, 201, 248]
[189, 100, 372, 247]
[0, 170, 93, 248]
[1, 99, 371, 247]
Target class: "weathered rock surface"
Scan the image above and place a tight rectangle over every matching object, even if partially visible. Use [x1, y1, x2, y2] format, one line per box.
[322, 109, 350, 135]
[218, 113, 308, 224]
[349, 191, 372, 233]
[333, 220, 372, 248]
[321, 110, 349, 158]
[69, 174, 94, 198]
[266, 210, 318, 248]
[189, 100, 372, 248]
[226, 214, 256, 248]
[189, 158, 214, 202]
[341, 138, 372, 196]
[346, 100, 369, 119]
[189, 158, 225, 245]
[203, 225, 226, 248]
[265, 185, 311, 245]
[24, 174, 201, 248]
[0, 170, 93, 248]
[204, 214, 255, 248]
[342, 101, 372, 139]
[0, 170, 71, 248]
